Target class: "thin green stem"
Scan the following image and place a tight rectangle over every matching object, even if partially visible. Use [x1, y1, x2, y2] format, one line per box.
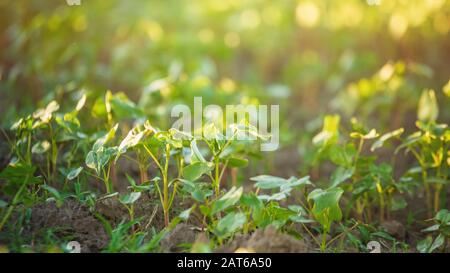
[0, 174, 30, 232]
[163, 144, 170, 227]
[321, 232, 327, 252]
[214, 157, 220, 198]
[143, 144, 163, 172]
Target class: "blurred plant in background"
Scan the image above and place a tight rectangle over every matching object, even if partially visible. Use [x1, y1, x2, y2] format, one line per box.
[0, 0, 449, 253]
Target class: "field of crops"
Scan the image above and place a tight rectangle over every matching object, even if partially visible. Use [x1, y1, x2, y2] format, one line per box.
[0, 0, 449, 254]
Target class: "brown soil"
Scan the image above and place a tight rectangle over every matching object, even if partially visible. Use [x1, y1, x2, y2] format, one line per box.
[95, 193, 167, 231]
[216, 226, 310, 253]
[160, 223, 197, 252]
[0, 131, 10, 171]
[22, 199, 108, 253]
[380, 220, 406, 240]
[6, 187, 197, 252]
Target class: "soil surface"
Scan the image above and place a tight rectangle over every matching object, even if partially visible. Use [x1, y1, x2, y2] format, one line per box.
[216, 226, 310, 253]
[160, 223, 197, 252]
[0, 132, 10, 171]
[22, 199, 108, 253]
[95, 193, 166, 231]
[8, 194, 193, 252]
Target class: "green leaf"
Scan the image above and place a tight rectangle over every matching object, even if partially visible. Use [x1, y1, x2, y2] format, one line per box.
[307, 187, 344, 233]
[67, 167, 83, 180]
[119, 192, 141, 204]
[427, 177, 448, 185]
[98, 192, 119, 201]
[91, 97, 107, 118]
[258, 190, 290, 201]
[251, 175, 287, 189]
[41, 185, 62, 203]
[443, 79, 450, 97]
[422, 224, 440, 232]
[241, 193, 264, 210]
[179, 205, 196, 221]
[33, 100, 59, 123]
[418, 89, 439, 122]
[371, 128, 404, 152]
[183, 162, 213, 181]
[214, 212, 246, 238]
[417, 236, 433, 253]
[350, 128, 379, 139]
[372, 231, 396, 242]
[0, 162, 39, 185]
[289, 215, 315, 224]
[75, 93, 87, 112]
[179, 179, 212, 202]
[329, 144, 356, 167]
[211, 186, 243, 214]
[85, 151, 96, 170]
[0, 199, 8, 208]
[115, 124, 152, 161]
[330, 167, 354, 188]
[31, 141, 51, 154]
[435, 209, 450, 224]
[228, 122, 270, 141]
[288, 205, 314, 223]
[395, 131, 422, 154]
[169, 128, 193, 142]
[118, 129, 145, 152]
[55, 113, 81, 132]
[190, 140, 206, 162]
[85, 147, 118, 175]
[429, 234, 445, 253]
[203, 123, 224, 141]
[241, 193, 267, 226]
[288, 205, 307, 214]
[313, 115, 340, 147]
[390, 197, 407, 211]
[226, 157, 249, 168]
[109, 92, 144, 119]
[92, 124, 118, 152]
[280, 176, 312, 191]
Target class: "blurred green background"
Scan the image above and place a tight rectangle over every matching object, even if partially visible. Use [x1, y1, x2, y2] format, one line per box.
[0, 0, 449, 175]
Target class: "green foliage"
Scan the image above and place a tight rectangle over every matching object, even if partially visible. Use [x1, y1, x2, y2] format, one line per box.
[211, 187, 243, 215]
[1, 0, 449, 254]
[183, 162, 213, 182]
[418, 209, 450, 253]
[308, 187, 344, 234]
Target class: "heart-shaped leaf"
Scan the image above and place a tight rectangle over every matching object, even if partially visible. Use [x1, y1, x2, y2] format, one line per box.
[211, 187, 243, 214]
[67, 167, 83, 180]
[119, 192, 141, 205]
[183, 162, 213, 181]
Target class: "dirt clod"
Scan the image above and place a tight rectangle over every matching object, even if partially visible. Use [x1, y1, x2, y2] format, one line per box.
[217, 226, 310, 253]
[380, 220, 406, 240]
[161, 223, 197, 252]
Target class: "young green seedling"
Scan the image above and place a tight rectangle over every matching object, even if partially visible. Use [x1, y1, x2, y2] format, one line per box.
[85, 124, 119, 193]
[307, 187, 344, 252]
[116, 123, 191, 227]
[417, 209, 450, 253]
[396, 90, 449, 217]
